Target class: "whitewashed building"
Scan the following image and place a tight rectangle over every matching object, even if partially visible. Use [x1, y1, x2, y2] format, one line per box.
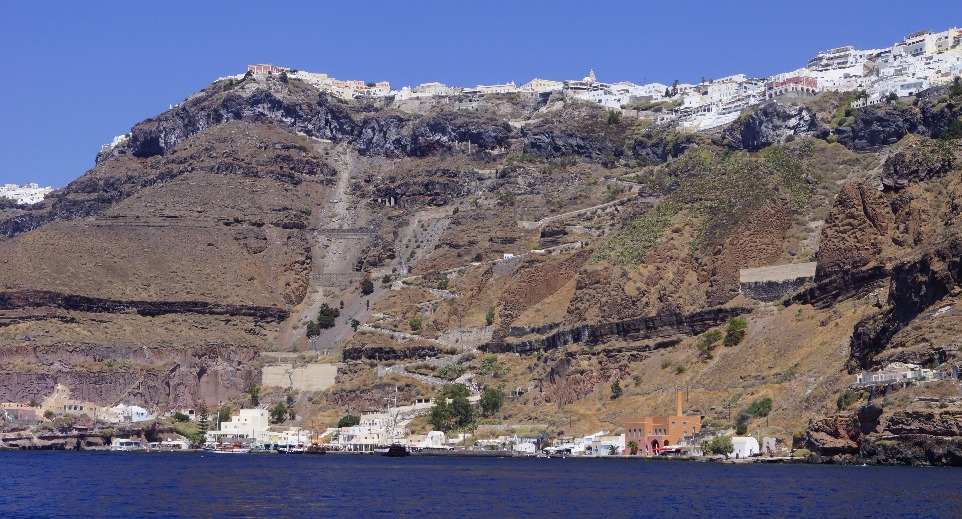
[731, 436, 760, 458]
[1, 183, 54, 205]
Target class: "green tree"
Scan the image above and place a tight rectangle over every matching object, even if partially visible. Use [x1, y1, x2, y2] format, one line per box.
[428, 398, 454, 431]
[382, 274, 392, 284]
[437, 274, 449, 290]
[485, 306, 496, 326]
[610, 380, 623, 399]
[317, 303, 340, 329]
[279, 71, 289, 83]
[197, 402, 210, 435]
[450, 393, 474, 429]
[723, 317, 747, 346]
[337, 415, 360, 428]
[173, 412, 190, 422]
[709, 435, 734, 455]
[744, 396, 773, 417]
[269, 402, 288, 424]
[480, 387, 505, 417]
[697, 329, 723, 359]
[606, 110, 622, 125]
[360, 276, 375, 295]
[350, 318, 360, 331]
[306, 321, 320, 338]
[735, 423, 749, 435]
[627, 440, 638, 455]
[473, 252, 483, 262]
[216, 406, 232, 425]
[247, 384, 261, 406]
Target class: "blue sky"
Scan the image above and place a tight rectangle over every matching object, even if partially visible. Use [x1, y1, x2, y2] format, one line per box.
[1, 1, 960, 188]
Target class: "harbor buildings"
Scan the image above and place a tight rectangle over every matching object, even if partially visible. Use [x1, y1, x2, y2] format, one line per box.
[624, 389, 701, 456]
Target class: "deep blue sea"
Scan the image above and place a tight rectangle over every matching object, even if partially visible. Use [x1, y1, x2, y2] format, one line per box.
[2, 451, 962, 518]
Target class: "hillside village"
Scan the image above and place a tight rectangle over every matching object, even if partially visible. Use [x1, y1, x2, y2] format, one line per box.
[238, 27, 962, 132]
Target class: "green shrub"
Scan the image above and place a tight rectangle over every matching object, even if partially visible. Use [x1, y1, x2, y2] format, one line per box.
[610, 380, 623, 399]
[173, 412, 190, 422]
[360, 277, 375, 295]
[836, 389, 864, 410]
[735, 423, 749, 435]
[409, 316, 423, 331]
[744, 396, 773, 417]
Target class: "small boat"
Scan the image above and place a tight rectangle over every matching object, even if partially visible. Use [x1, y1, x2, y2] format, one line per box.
[377, 444, 409, 457]
[212, 442, 251, 454]
[306, 444, 327, 454]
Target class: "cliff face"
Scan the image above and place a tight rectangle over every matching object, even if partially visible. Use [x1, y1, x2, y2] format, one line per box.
[725, 103, 829, 151]
[806, 395, 962, 466]
[835, 100, 962, 151]
[102, 84, 511, 163]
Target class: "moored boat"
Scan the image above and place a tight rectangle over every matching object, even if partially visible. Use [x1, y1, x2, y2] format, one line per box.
[377, 444, 408, 457]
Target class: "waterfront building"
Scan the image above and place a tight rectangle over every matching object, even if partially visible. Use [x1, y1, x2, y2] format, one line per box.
[624, 389, 701, 456]
[731, 436, 760, 458]
[206, 408, 270, 443]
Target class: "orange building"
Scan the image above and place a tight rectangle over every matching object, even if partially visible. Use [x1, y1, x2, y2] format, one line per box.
[624, 389, 701, 455]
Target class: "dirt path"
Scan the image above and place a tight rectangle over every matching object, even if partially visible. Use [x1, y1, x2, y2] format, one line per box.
[276, 144, 374, 352]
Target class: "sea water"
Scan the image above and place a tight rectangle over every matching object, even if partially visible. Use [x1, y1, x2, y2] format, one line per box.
[1, 451, 961, 518]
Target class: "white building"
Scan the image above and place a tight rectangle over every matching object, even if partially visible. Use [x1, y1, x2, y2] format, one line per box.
[513, 441, 538, 454]
[110, 404, 151, 423]
[206, 408, 270, 443]
[1, 183, 54, 205]
[731, 436, 760, 458]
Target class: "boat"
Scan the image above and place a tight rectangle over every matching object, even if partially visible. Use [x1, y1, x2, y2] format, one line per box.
[212, 442, 251, 454]
[377, 444, 409, 457]
[306, 444, 327, 454]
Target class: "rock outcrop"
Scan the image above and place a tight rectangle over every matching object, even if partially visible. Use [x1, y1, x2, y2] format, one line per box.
[806, 404, 962, 466]
[724, 103, 828, 151]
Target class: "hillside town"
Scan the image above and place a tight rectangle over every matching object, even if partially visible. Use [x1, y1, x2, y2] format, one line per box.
[233, 27, 961, 132]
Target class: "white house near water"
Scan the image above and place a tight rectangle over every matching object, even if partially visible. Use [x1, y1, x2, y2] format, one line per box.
[731, 436, 760, 458]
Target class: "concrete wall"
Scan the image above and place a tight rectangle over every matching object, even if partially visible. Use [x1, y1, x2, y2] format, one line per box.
[739, 262, 816, 302]
[261, 364, 337, 392]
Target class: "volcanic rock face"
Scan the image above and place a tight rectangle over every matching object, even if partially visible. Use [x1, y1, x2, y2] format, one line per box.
[724, 103, 828, 151]
[103, 83, 511, 163]
[881, 139, 954, 190]
[836, 100, 962, 151]
[806, 403, 962, 466]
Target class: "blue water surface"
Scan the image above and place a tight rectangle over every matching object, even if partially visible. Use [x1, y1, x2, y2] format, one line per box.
[1, 451, 961, 518]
